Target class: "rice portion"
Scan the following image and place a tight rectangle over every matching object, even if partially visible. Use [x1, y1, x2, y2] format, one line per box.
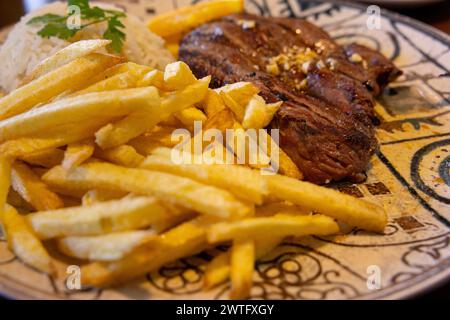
[0, 2, 174, 93]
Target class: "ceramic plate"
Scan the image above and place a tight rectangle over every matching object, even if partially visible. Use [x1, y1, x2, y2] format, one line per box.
[0, 0, 449, 300]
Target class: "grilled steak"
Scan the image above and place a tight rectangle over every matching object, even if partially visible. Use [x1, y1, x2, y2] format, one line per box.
[179, 13, 402, 184]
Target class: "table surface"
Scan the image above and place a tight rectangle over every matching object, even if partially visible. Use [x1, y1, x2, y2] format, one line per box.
[0, 0, 449, 300]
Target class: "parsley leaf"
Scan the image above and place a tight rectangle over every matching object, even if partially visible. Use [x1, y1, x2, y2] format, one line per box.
[27, 13, 67, 25]
[37, 22, 77, 40]
[104, 17, 126, 53]
[29, 0, 126, 53]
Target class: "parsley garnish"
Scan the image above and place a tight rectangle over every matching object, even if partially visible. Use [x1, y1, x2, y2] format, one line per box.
[27, 0, 126, 53]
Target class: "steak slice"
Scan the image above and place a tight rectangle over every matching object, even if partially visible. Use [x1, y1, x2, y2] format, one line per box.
[179, 13, 402, 184]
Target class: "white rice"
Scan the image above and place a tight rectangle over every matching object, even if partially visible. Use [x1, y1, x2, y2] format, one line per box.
[0, 1, 174, 93]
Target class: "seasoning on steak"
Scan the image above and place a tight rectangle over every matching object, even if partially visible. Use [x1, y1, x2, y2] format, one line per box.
[179, 13, 402, 184]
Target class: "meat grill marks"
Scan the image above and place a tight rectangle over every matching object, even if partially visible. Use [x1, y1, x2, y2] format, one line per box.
[179, 13, 402, 184]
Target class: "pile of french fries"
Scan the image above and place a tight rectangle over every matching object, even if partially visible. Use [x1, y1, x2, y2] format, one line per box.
[147, 0, 245, 58]
[0, 39, 387, 299]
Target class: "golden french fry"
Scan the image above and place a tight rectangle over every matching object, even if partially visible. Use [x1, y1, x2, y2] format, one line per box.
[219, 91, 245, 122]
[0, 53, 123, 120]
[62, 140, 95, 170]
[203, 250, 230, 290]
[21, 40, 112, 86]
[94, 145, 145, 168]
[11, 161, 64, 211]
[95, 78, 210, 149]
[20, 148, 65, 169]
[147, 0, 244, 38]
[57, 230, 157, 261]
[141, 152, 268, 204]
[28, 196, 170, 239]
[242, 95, 282, 129]
[3, 204, 55, 274]
[202, 89, 227, 118]
[0, 119, 105, 159]
[128, 136, 169, 156]
[216, 82, 260, 111]
[164, 61, 197, 90]
[42, 162, 253, 219]
[208, 214, 339, 243]
[160, 76, 211, 120]
[137, 70, 167, 90]
[256, 129, 303, 179]
[74, 69, 147, 96]
[204, 107, 235, 133]
[81, 189, 128, 206]
[0, 156, 12, 221]
[0, 87, 159, 142]
[152, 210, 197, 234]
[81, 216, 213, 287]
[230, 239, 255, 300]
[266, 174, 387, 232]
[204, 236, 282, 290]
[175, 107, 207, 128]
[256, 201, 309, 217]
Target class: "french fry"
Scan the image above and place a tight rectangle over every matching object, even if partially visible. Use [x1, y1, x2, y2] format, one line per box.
[20, 148, 65, 169]
[160, 76, 211, 120]
[204, 236, 282, 290]
[152, 210, 197, 234]
[81, 189, 128, 206]
[230, 239, 255, 300]
[21, 40, 112, 86]
[242, 95, 282, 129]
[0, 120, 105, 158]
[219, 91, 245, 122]
[95, 78, 210, 149]
[208, 214, 339, 243]
[57, 230, 157, 261]
[128, 135, 171, 156]
[94, 145, 145, 168]
[3, 204, 55, 274]
[203, 250, 231, 290]
[137, 70, 167, 90]
[28, 196, 170, 239]
[216, 82, 260, 111]
[202, 89, 227, 118]
[204, 107, 235, 133]
[141, 152, 268, 204]
[164, 61, 197, 90]
[74, 69, 147, 96]
[0, 87, 160, 142]
[62, 140, 95, 170]
[266, 174, 387, 232]
[81, 216, 213, 287]
[256, 129, 303, 179]
[147, 0, 244, 38]
[175, 107, 207, 128]
[11, 161, 64, 211]
[0, 155, 11, 221]
[256, 201, 309, 217]
[0, 53, 123, 120]
[42, 162, 253, 219]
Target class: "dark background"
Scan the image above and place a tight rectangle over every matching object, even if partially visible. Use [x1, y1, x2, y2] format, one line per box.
[0, 0, 449, 300]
